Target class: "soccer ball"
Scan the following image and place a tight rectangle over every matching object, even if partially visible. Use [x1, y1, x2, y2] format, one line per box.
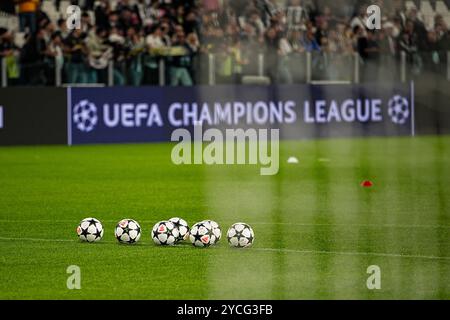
[227, 223, 254, 248]
[115, 219, 141, 244]
[169, 217, 190, 242]
[77, 217, 104, 242]
[189, 221, 216, 247]
[152, 221, 179, 246]
[202, 220, 222, 243]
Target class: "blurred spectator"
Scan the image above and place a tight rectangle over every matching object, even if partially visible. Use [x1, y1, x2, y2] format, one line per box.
[64, 28, 88, 83]
[286, 0, 308, 31]
[422, 30, 446, 75]
[399, 19, 423, 74]
[43, 31, 64, 84]
[169, 30, 194, 86]
[264, 27, 279, 81]
[362, 30, 381, 82]
[203, 0, 220, 12]
[302, 28, 321, 52]
[17, 0, 40, 34]
[125, 26, 145, 85]
[20, 27, 47, 84]
[0, 28, 20, 84]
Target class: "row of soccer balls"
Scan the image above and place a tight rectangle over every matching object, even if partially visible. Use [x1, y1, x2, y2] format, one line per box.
[76, 217, 255, 248]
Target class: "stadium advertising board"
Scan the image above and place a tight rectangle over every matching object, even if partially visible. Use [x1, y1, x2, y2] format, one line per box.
[0, 88, 67, 145]
[68, 83, 414, 145]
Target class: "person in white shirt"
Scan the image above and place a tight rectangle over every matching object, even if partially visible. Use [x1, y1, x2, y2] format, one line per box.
[286, 0, 308, 31]
[145, 25, 165, 50]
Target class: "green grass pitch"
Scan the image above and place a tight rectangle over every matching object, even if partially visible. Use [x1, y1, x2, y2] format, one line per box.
[0, 136, 449, 299]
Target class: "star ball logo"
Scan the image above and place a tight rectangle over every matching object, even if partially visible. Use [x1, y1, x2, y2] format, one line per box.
[388, 95, 410, 125]
[73, 100, 98, 132]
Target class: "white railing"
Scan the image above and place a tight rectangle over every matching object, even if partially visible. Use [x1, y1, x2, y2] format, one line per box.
[2, 51, 450, 88]
[1, 58, 6, 87]
[353, 52, 360, 84]
[159, 58, 165, 86]
[448, 52, 450, 81]
[208, 53, 215, 85]
[401, 51, 407, 83]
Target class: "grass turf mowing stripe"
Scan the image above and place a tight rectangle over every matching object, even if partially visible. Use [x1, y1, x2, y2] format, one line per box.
[1, 236, 449, 261]
[254, 248, 450, 262]
[0, 219, 449, 229]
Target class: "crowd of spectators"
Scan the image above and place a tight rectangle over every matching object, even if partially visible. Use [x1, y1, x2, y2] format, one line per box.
[0, 0, 449, 86]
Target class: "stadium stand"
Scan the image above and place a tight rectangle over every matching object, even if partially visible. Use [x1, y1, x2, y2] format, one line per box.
[0, 0, 449, 86]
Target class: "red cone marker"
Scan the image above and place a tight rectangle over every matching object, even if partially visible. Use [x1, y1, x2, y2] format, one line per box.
[361, 180, 373, 188]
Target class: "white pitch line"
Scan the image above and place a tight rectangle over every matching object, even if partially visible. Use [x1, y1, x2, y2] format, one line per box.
[0, 236, 115, 244]
[0, 236, 75, 243]
[253, 248, 450, 261]
[15, 220, 85, 223]
[0, 236, 449, 262]
[244, 222, 450, 229]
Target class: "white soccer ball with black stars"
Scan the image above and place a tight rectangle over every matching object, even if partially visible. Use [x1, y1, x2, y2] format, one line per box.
[77, 217, 104, 242]
[189, 221, 216, 247]
[202, 220, 221, 243]
[115, 219, 141, 244]
[152, 221, 179, 246]
[227, 223, 254, 248]
[169, 217, 190, 242]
